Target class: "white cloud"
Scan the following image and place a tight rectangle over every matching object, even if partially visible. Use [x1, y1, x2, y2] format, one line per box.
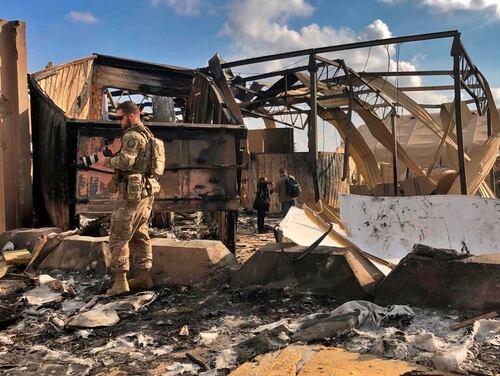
[383, 0, 500, 19]
[221, 1, 432, 92]
[220, 0, 403, 73]
[68, 11, 99, 24]
[151, 0, 207, 16]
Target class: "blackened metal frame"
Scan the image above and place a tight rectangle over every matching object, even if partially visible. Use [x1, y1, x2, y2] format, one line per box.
[218, 30, 497, 196]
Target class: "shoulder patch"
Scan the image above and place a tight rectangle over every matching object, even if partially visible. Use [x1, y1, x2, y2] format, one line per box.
[126, 139, 137, 148]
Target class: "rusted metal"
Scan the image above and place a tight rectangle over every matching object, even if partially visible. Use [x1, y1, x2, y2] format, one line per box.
[71, 120, 245, 220]
[224, 31, 499, 200]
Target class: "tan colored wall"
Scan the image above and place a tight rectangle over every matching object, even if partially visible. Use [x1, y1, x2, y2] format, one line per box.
[0, 20, 32, 232]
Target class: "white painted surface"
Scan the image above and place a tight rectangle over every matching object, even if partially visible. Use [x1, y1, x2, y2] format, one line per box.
[279, 206, 345, 248]
[339, 194, 500, 262]
[279, 206, 392, 275]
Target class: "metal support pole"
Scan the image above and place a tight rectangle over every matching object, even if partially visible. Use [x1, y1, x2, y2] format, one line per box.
[308, 54, 320, 201]
[338, 60, 353, 182]
[487, 109, 496, 196]
[452, 36, 468, 195]
[391, 110, 398, 196]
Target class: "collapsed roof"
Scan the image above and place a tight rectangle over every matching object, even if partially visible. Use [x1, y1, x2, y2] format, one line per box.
[216, 30, 499, 198]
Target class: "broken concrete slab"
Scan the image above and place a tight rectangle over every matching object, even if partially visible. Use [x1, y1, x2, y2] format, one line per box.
[39, 235, 111, 275]
[25, 229, 79, 273]
[146, 239, 237, 286]
[39, 236, 236, 287]
[0, 227, 61, 252]
[376, 244, 500, 310]
[231, 243, 383, 301]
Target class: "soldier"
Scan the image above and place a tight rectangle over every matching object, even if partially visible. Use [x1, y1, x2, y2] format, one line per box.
[99, 101, 156, 296]
[275, 168, 300, 217]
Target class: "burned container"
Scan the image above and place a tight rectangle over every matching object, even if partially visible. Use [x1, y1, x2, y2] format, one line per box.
[29, 54, 246, 251]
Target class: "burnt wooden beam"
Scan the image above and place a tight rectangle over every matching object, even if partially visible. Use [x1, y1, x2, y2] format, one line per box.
[0, 20, 32, 231]
[95, 65, 192, 97]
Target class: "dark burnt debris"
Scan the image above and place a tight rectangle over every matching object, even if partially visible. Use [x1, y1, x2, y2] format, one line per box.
[0, 214, 498, 375]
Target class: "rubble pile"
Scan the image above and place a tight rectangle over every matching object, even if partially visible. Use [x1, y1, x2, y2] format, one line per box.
[0, 209, 498, 375]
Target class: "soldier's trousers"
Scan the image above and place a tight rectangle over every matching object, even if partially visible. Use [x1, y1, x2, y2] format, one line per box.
[109, 195, 155, 273]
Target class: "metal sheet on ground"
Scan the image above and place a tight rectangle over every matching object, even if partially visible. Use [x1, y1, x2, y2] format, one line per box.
[279, 206, 392, 275]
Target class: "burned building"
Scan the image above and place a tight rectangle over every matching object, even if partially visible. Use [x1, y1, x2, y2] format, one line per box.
[29, 54, 247, 251]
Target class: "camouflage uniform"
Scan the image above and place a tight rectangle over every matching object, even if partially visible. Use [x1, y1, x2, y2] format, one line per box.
[108, 122, 155, 273]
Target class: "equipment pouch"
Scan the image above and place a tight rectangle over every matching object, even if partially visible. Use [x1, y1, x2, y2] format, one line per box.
[127, 174, 143, 202]
[145, 177, 161, 196]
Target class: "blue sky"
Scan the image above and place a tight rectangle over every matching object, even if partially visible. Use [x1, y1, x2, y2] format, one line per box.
[3, 0, 500, 150]
[2, 0, 499, 77]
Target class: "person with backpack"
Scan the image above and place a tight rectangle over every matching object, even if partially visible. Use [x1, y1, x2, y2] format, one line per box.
[82, 100, 165, 297]
[253, 177, 273, 233]
[275, 168, 301, 217]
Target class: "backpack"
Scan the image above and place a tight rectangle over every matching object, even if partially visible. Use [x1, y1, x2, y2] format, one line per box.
[137, 127, 166, 177]
[285, 175, 301, 198]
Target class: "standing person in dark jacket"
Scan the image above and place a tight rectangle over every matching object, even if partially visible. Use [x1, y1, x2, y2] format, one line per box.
[253, 177, 273, 233]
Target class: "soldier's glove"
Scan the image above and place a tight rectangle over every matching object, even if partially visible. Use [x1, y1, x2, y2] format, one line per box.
[80, 153, 99, 167]
[102, 146, 113, 157]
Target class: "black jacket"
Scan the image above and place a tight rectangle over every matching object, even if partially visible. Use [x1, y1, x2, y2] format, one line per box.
[253, 182, 273, 212]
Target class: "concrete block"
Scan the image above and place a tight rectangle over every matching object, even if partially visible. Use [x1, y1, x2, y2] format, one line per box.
[0, 227, 61, 252]
[231, 244, 377, 302]
[375, 247, 500, 310]
[145, 239, 237, 286]
[39, 236, 237, 287]
[40, 235, 110, 275]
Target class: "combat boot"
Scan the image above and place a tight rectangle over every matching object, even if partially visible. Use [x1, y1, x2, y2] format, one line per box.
[128, 269, 154, 290]
[106, 272, 130, 297]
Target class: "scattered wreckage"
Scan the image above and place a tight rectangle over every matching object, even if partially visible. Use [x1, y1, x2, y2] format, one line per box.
[0, 209, 498, 375]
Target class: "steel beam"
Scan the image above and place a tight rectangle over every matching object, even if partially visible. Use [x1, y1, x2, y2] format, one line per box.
[452, 35, 468, 195]
[487, 109, 496, 196]
[360, 70, 454, 77]
[222, 30, 458, 69]
[235, 69, 456, 85]
[308, 55, 320, 201]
